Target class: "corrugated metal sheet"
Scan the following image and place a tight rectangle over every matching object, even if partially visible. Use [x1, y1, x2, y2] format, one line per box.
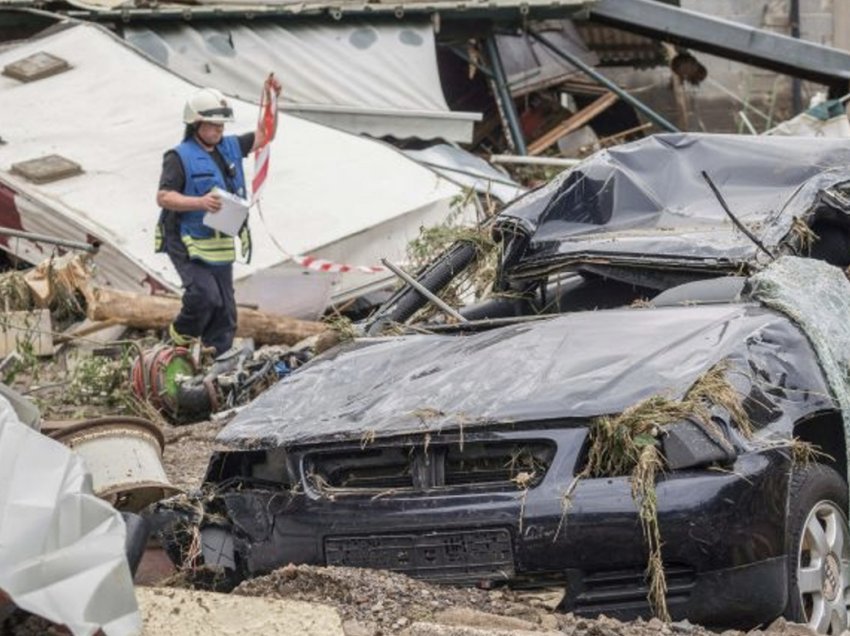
[574, 23, 667, 67]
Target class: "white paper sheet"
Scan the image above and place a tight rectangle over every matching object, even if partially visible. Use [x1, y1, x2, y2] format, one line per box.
[203, 187, 249, 236]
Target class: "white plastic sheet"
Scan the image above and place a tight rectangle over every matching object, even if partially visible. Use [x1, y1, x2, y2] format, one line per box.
[0, 396, 141, 636]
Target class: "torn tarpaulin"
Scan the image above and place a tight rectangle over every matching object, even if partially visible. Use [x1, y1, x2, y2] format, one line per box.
[0, 395, 141, 635]
[216, 301, 829, 449]
[496, 133, 850, 269]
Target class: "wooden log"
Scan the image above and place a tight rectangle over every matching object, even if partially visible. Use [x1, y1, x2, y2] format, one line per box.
[82, 287, 327, 346]
[528, 92, 619, 156]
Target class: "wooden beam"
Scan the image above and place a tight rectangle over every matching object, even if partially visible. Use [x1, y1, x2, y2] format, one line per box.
[528, 92, 619, 156]
[596, 122, 653, 148]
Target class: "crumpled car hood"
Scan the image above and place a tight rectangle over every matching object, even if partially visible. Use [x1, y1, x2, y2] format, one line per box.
[496, 133, 850, 270]
[218, 302, 823, 448]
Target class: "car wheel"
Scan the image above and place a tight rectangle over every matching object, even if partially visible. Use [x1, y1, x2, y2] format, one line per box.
[785, 464, 850, 634]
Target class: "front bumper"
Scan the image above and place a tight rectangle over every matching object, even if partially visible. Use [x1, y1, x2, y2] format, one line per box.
[202, 429, 791, 627]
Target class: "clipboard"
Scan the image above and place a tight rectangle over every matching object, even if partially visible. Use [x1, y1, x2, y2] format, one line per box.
[203, 187, 249, 236]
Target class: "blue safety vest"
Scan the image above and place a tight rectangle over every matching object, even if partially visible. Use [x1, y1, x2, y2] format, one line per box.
[173, 136, 247, 265]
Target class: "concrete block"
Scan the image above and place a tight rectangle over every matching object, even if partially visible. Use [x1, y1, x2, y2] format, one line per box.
[2, 51, 69, 83]
[136, 587, 345, 635]
[10, 154, 83, 184]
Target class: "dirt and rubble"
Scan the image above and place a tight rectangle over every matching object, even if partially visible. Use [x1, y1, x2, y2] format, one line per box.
[161, 419, 226, 491]
[217, 564, 818, 636]
[140, 561, 819, 636]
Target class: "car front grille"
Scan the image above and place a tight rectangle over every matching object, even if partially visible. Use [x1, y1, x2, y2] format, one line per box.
[304, 439, 555, 493]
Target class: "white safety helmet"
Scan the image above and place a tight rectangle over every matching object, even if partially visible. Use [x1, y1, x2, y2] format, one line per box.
[183, 88, 235, 125]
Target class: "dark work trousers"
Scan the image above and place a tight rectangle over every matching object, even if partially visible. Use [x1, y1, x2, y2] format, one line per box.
[167, 248, 237, 356]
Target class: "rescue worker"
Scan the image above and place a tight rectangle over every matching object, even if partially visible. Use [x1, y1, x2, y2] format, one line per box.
[155, 79, 281, 355]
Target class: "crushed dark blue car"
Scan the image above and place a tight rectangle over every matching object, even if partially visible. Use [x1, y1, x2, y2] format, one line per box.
[159, 134, 850, 634]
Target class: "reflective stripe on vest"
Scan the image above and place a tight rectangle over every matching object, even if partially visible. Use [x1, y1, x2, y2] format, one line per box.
[181, 233, 236, 263]
[173, 136, 246, 265]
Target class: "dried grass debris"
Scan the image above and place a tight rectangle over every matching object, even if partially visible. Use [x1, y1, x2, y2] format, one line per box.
[562, 361, 752, 621]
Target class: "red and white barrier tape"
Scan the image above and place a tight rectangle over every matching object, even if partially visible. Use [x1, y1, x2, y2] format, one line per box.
[294, 255, 387, 274]
[251, 76, 388, 275]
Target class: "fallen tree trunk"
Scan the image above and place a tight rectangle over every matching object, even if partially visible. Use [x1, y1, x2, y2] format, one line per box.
[82, 287, 327, 346]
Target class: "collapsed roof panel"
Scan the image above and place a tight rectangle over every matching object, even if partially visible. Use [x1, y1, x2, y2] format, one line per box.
[495, 20, 599, 97]
[573, 22, 666, 67]
[55, 0, 592, 21]
[0, 22, 469, 316]
[124, 20, 482, 142]
[402, 144, 525, 203]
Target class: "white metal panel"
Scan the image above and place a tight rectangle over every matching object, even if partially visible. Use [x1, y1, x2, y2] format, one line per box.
[123, 21, 480, 140]
[0, 23, 467, 314]
[403, 144, 526, 203]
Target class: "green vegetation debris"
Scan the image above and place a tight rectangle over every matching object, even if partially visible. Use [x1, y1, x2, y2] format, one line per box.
[788, 217, 819, 256]
[0, 272, 32, 312]
[323, 314, 358, 343]
[563, 361, 751, 622]
[405, 195, 500, 323]
[65, 350, 134, 409]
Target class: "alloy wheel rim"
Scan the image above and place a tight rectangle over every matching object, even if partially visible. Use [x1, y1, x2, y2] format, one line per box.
[798, 500, 850, 634]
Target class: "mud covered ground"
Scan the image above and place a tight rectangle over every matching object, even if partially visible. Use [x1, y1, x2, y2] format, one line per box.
[161, 418, 224, 491]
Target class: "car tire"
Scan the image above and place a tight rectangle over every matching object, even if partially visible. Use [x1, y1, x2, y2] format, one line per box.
[784, 463, 850, 634]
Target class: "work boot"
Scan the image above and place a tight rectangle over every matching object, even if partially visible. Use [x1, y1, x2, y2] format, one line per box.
[166, 323, 193, 349]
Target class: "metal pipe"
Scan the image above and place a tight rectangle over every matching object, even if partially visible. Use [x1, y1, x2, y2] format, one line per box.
[737, 111, 758, 135]
[529, 31, 680, 133]
[0, 227, 99, 253]
[380, 258, 468, 323]
[484, 37, 528, 155]
[490, 154, 582, 167]
[413, 161, 521, 187]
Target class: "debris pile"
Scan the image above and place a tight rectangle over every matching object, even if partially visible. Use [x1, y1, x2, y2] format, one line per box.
[3, 2, 850, 631]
